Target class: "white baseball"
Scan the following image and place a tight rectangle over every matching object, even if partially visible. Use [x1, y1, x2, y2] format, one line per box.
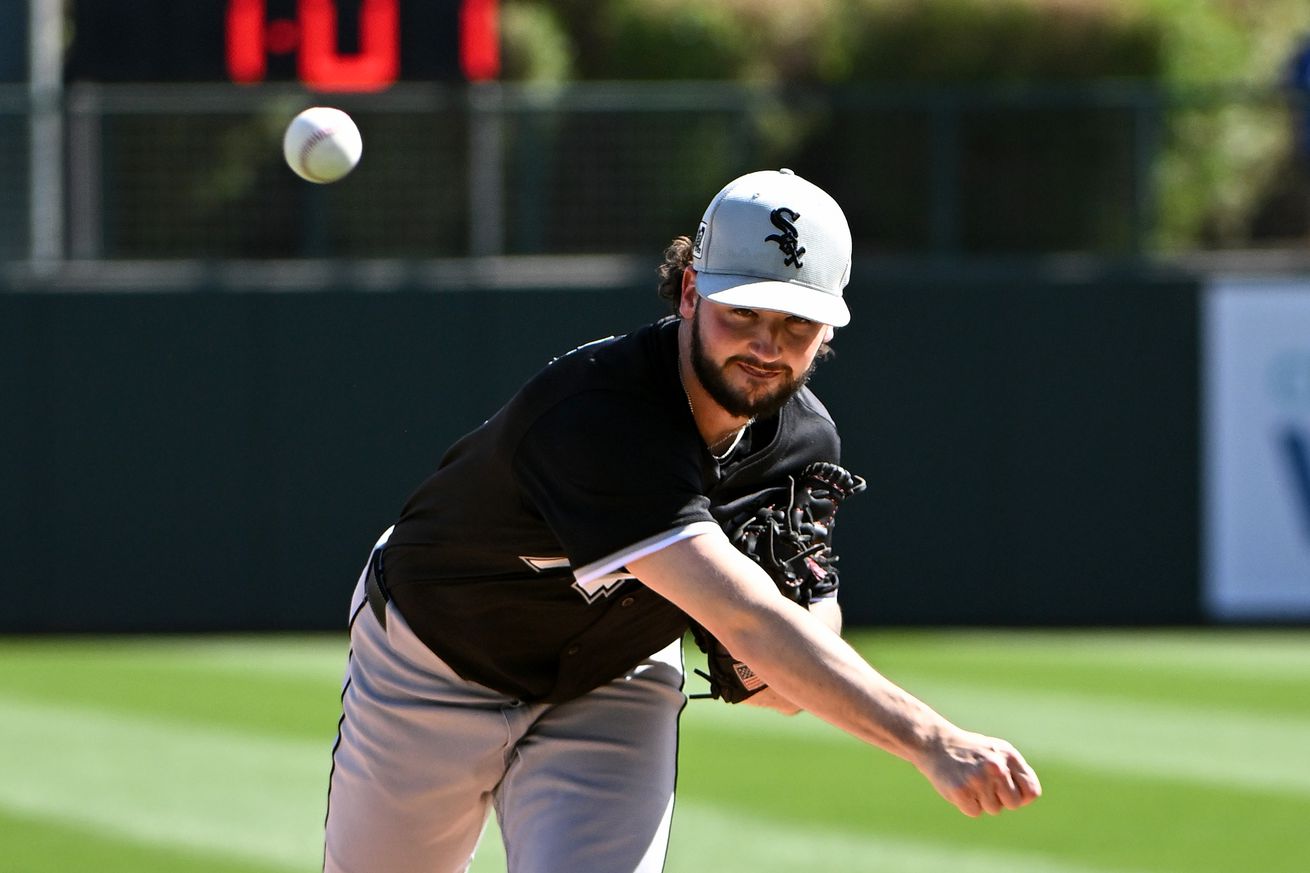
[283, 107, 362, 184]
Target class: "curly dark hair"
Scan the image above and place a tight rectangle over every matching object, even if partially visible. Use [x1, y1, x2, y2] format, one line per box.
[655, 234, 833, 358]
[656, 235, 694, 311]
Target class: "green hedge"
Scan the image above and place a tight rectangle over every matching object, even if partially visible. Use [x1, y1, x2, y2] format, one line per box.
[509, 0, 1163, 84]
[503, 0, 1310, 252]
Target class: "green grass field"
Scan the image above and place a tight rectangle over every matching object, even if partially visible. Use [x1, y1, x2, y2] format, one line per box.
[1, 630, 1306, 872]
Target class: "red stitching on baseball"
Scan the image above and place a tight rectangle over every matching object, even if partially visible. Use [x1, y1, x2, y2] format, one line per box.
[299, 126, 336, 183]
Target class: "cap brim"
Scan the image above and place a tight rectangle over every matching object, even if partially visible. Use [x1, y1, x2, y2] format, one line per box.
[696, 273, 851, 327]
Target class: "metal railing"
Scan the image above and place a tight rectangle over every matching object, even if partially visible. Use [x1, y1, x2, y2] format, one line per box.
[2, 80, 1309, 279]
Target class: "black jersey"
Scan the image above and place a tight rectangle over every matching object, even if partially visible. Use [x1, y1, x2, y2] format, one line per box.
[382, 317, 843, 703]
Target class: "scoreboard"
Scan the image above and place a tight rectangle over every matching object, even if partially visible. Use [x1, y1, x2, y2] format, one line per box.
[65, 0, 499, 90]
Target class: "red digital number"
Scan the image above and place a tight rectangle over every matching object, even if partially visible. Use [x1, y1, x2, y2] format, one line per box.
[227, 0, 498, 89]
[299, 0, 399, 91]
[226, 0, 399, 92]
[460, 0, 499, 82]
[226, 0, 271, 83]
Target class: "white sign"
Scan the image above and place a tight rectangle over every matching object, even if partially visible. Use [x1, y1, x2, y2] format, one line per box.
[1204, 278, 1310, 620]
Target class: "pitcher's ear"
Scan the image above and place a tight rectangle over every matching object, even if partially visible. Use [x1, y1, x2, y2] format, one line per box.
[679, 268, 699, 319]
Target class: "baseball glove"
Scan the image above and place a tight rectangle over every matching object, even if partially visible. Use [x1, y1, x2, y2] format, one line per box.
[690, 461, 866, 703]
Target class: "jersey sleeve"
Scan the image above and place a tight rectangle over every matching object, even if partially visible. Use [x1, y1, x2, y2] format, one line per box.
[512, 390, 717, 583]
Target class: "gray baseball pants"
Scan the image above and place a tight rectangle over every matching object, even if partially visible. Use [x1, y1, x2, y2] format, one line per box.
[323, 535, 687, 873]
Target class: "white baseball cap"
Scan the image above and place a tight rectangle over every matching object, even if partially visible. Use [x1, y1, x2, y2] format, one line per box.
[691, 168, 852, 327]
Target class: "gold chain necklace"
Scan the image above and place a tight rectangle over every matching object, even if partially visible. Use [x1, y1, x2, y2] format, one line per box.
[681, 376, 752, 461]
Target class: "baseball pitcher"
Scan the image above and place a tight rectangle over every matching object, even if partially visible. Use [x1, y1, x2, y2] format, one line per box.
[323, 169, 1041, 873]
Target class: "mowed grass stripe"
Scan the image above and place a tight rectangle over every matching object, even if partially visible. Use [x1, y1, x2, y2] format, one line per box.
[0, 639, 347, 741]
[0, 695, 328, 871]
[3, 633, 1307, 873]
[846, 630, 1310, 718]
[685, 671, 1310, 798]
[678, 717, 1310, 873]
[487, 800, 1172, 873]
[664, 800, 1163, 873]
[854, 629, 1310, 677]
[4, 630, 1305, 738]
[0, 693, 1163, 873]
[900, 674, 1310, 798]
[0, 635, 348, 682]
[0, 807, 289, 873]
[7, 630, 1306, 683]
[7, 634, 1310, 799]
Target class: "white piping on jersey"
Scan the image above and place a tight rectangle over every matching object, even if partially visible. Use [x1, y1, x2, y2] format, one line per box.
[517, 555, 644, 604]
[549, 334, 618, 365]
[520, 556, 570, 572]
[570, 520, 722, 603]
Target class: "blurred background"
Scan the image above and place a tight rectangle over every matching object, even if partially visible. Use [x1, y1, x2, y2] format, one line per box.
[1, 2, 1308, 871]
[4, 0, 1310, 630]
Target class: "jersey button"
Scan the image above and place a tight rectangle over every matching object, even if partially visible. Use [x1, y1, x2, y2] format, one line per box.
[619, 596, 636, 607]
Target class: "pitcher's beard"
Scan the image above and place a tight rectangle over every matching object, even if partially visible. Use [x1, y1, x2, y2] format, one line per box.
[689, 309, 816, 420]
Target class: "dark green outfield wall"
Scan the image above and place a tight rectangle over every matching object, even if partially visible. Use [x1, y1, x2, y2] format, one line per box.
[830, 268, 1200, 626]
[0, 267, 1200, 631]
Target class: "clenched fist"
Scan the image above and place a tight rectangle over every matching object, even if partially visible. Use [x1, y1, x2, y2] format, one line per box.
[917, 728, 1042, 817]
